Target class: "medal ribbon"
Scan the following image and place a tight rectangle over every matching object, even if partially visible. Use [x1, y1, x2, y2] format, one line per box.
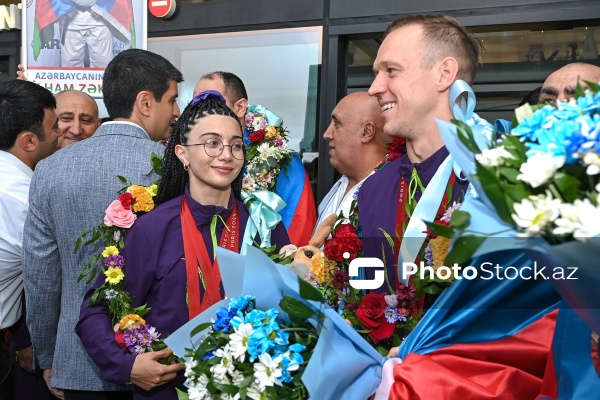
[181, 196, 238, 319]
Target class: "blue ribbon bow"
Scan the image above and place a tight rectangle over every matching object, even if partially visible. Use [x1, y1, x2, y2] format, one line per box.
[240, 190, 286, 254]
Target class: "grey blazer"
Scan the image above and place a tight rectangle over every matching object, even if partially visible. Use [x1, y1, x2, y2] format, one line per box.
[22, 122, 165, 391]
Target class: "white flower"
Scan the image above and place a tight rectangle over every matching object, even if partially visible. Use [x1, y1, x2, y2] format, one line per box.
[552, 202, 580, 236]
[184, 359, 198, 379]
[554, 199, 600, 240]
[228, 322, 254, 362]
[512, 192, 561, 236]
[253, 353, 283, 389]
[246, 383, 267, 400]
[596, 183, 600, 193]
[229, 368, 245, 386]
[475, 146, 514, 168]
[187, 374, 210, 400]
[210, 345, 235, 383]
[517, 153, 565, 188]
[583, 151, 600, 175]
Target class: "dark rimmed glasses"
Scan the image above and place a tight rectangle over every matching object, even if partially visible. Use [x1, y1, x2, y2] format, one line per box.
[182, 137, 245, 160]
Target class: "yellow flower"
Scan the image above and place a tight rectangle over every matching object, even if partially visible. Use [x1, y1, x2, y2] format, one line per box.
[104, 266, 125, 285]
[129, 185, 155, 212]
[265, 125, 278, 139]
[119, 314, 145, 330]
[310, 252, 337, 282]
[102, 246, 119, 258]
[146, 184, 158, 197]
[429, 236, 452, 272]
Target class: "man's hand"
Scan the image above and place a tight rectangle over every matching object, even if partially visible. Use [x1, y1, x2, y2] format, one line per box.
[16, 64, 27, 81]
[130, 348, 184, 391]
[387, 346, 399, 357]
[43, 369, 65, 400]
[16, 346, 35, 374]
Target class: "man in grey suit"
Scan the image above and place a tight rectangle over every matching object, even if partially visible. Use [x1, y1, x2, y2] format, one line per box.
[22, 49, 184, 400]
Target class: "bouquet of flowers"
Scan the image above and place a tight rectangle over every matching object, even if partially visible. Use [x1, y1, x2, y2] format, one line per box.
[180, 294, 318, 400]
[75, 154, 171, 359]
[242, 104, 293, 194]
[303, 198, 459, 354]
[436, 81, 600, 332]
[165, 247, 385, 400]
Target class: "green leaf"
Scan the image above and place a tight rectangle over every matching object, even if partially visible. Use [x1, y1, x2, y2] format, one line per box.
[423, 284, 445, 295]
[444, 235, 487, 266]
[452, 119, 481, 154]
[584, 80, 600, 93]
[474, 160, 512, 224]
[279, 296, 315, 320]
[190, 322, 213, 338]
[212, 381, 238, 395]
[298, 278, 324, 303]
[176, 388, 190, 400]
[449, 210, 471, 230]
[498, 167, 520, 184]
[151, 152, 163, 176]
[117, 175, 128, 184]
[423, 221, 455, 238]
[502, 182, 530, 203]
[554, 172, 581, 203]
[378, 228, 394, 249]
[575, 81, 587, 98]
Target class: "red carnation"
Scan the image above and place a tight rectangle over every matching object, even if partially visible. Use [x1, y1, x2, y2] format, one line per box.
[247, 129, 266, 143]
[119, 193, 134, 209]
[335, 223, 358, 238]
[355, 292, 395, 343]
[114, 330, 127, 349]
[324, 236, 363, 262]
[387, 137, 406, 161]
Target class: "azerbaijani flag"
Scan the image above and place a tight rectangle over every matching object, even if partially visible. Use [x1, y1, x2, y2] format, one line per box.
[92, 0, 136, 48]
[276, 154, 317, 246]
[32, 0, 75, 61]
[375, 249, 562, 399]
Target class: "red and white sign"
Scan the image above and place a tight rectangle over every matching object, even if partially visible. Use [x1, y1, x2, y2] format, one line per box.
[149, 0, 176, 19]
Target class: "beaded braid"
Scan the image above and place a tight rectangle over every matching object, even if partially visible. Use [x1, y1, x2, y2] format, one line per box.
[155, 95, 245, 205]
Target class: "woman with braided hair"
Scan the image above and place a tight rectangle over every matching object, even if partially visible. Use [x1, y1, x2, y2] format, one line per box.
[76, 91, 289, 400]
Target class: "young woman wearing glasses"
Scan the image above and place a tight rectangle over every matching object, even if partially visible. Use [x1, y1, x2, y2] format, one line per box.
[77, 91, 290, 400]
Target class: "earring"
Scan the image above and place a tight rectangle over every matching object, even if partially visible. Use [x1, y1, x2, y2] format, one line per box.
[183, 162, 189, 171]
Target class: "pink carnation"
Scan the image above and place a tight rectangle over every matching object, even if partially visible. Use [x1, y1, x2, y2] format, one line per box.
[104, 200, 136, 228]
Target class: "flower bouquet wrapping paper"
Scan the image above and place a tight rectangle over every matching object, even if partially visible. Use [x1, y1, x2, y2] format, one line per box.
[165, 246, 384, 400]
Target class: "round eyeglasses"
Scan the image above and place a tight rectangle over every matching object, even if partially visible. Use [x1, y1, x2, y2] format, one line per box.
[182, 137, 245, 160]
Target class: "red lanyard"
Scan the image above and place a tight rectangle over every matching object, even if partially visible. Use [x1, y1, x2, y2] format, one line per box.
[181, 197, 239, 319]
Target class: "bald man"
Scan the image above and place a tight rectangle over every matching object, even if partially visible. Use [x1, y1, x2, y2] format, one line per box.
[539, 62, 600, 104]
[55, 90, 101, 148]
[315, 92, 388, 231]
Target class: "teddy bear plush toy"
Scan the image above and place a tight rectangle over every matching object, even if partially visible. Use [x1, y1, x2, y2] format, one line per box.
[281, 214, 338, 279]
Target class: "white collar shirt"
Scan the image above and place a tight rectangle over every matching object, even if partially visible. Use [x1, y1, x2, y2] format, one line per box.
[0, 151, 33, 329]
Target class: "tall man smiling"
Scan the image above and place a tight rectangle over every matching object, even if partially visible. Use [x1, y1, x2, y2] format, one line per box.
[357, 15, 479, 290]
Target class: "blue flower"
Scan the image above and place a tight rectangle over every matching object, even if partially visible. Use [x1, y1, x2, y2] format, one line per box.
[247, 327, 274, 361]
[244, 309, 267, 328]
[384, 306, 399, 323]
[228, 295, 255, 313]
[213, 307, 234, 332]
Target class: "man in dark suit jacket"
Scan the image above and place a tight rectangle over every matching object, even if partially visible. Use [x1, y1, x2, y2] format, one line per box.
[22, 49, 184, 400]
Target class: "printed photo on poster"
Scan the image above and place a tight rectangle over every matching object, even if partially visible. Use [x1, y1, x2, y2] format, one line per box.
[21, 0, 147, 98]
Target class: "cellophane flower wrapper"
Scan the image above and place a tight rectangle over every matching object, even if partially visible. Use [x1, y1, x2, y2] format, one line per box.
[165, 246, 384, 399]
[436, 108, 600, 334]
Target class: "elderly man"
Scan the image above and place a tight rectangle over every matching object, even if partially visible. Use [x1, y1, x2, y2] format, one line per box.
[0, 80, 61, 400]
[194, 71, 317, 245]
[22, 49, 183, 400]
[56, 90, 101, 148]
[538, 62, 600, 104]
[315, 91, 388, 230]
